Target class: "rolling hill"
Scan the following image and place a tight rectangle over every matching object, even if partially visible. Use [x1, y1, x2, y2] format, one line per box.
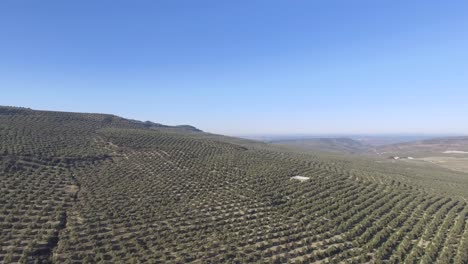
[373, 136, 468, 174]
[270, 138, 371, 154]
[375, 136, 468, 157]
[1, 106, 468, 263]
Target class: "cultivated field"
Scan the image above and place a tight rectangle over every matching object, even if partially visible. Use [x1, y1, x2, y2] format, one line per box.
[414, 157, 468, 174]
[1, 106, 468, 263]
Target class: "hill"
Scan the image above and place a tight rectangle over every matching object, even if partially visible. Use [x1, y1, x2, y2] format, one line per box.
[373, 136, 468, 174]
[376, 136, 468, 157]
[270, 138, 371, 154]
[1, 106, 468, 263]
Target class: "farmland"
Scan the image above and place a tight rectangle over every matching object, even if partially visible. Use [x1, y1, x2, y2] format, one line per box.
[1, 106, 468, 263]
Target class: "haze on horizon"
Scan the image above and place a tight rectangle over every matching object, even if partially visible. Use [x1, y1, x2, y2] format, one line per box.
[1, 1, 468, 136]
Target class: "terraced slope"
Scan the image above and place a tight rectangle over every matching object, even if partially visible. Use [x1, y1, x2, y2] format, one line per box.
[1, 106, 467, 263]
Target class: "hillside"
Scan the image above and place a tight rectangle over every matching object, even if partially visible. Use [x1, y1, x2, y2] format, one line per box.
[270, 138, 371, 154]
[1, 106, 468, 263]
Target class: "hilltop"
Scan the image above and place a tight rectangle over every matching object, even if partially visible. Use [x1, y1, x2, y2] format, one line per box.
[1, 106, 468, 263]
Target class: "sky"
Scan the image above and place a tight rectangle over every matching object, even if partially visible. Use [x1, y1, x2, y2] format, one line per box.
[1, 0, 468, 136]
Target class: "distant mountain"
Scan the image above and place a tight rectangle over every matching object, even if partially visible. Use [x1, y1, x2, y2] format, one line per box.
[351, 135, 441, 146]
[375, 136, 468, 157]
[270, 137, 371, 154]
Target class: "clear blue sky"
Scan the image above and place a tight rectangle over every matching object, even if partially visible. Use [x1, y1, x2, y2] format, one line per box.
[1, 1, 468, 135]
